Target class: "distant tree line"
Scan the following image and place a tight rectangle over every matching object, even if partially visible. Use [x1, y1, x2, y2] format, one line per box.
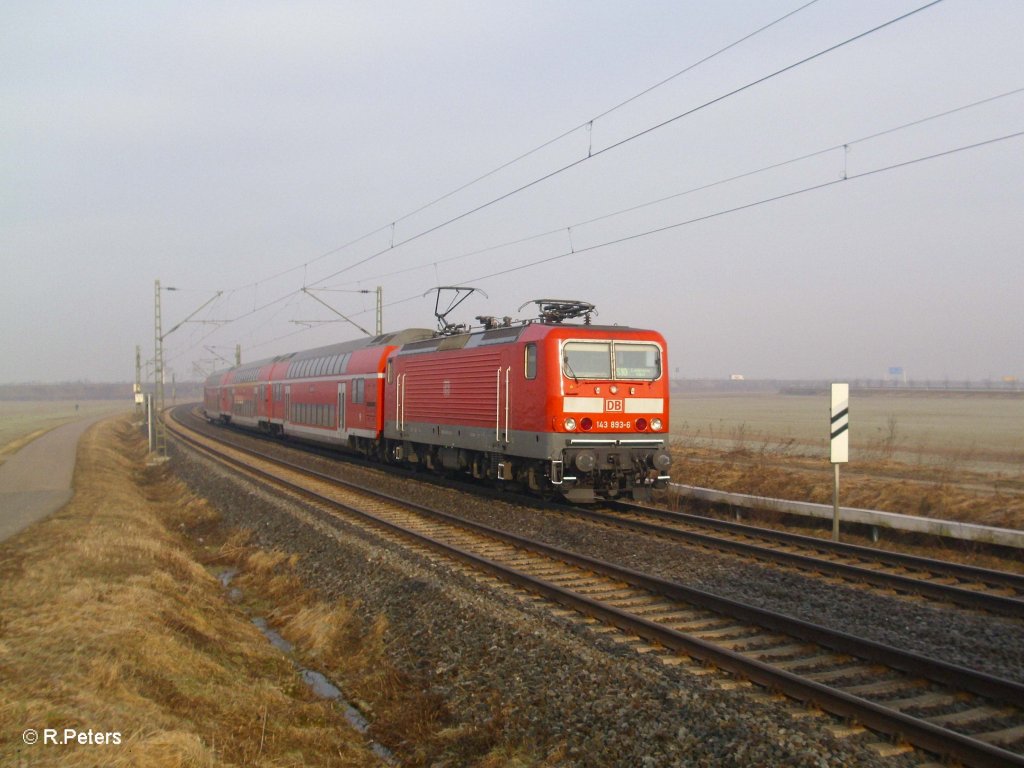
[0, 381, 204, 401]
[670, 378, 1022, 394]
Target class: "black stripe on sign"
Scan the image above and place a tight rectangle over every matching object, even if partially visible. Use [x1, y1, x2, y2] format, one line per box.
[831, 422, 849, 440]
[830, 407, 849, 426]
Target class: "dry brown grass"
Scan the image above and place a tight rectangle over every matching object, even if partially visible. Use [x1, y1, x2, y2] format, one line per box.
[0, 414, 555, 767]
[221, 548, 513, 767]
[194, 476, 556, 766]
[671, 442, 1024, 532]
[0, 417, 383, 767]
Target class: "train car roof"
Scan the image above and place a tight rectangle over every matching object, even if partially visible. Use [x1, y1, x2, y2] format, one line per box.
[206, 328, 434, 380]
[278, 327, 434, 363]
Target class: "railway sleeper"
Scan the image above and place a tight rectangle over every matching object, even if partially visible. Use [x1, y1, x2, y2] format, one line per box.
[884, 691, 961, 712]
[926, 705, 1016, 727]
[804, 664, 888, 684]
[630, 607, 703, 622]
[690, 626, 761, 643]
[603, 594, 668, 610]
[716, 633, 791, 651]
[540, 574, 604, 587]
[976, 722, 1024, 747]
[772, 652, 853, 672]
[746, 642, 818, 661]
[666, 616, 735, 632]
[573, 585, 641, 601]
[843, 677, 928, 697]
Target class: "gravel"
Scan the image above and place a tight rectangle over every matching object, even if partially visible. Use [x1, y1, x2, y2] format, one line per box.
[277, 432, 1024, 683]
[446, 498, 1024, 683]
[168, 427, 977, 766]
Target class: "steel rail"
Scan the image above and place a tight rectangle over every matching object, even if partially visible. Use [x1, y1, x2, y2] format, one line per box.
[185, 405, 1024, 609]
[671, 482, 1024, 550]
[188, 408, 1024, 613]
[551, 501, 1024, 618]
[168, 411, 1024, 767]
[614, 500, 1024, 592]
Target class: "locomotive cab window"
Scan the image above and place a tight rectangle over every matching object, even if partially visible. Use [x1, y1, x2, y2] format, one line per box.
[562, 340, 662, 381]
[562, 342, 611, 379]
[614, 343, 661, 380]
[524, 343, 537, 380]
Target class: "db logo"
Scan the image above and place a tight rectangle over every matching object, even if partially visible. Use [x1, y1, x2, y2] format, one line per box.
[604, 399, 623, 412]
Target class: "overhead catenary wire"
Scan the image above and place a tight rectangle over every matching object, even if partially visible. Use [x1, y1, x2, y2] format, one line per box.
[180, 80, 1018, 365]
[239, 126, 1024, 343]
[174, 2, 835, 331]
[193, 0, 948, 332]
[214, 0, 826, 300]
[184, 96, 1021, 366]
[172, 0, 960, 364]
[376, 0, 826, 230]
[448, 129, 1024, 290]
[319, 85, 1024, 292]
[308, 0, 947, 289]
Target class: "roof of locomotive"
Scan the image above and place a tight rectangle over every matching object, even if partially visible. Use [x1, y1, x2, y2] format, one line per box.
[394, 320, 661, 356]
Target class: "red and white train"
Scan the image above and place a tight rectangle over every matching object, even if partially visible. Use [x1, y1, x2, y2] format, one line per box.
[203, 300, 671, 502]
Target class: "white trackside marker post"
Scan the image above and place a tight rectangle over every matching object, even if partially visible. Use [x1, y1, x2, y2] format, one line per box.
[830, 383, 850, 541]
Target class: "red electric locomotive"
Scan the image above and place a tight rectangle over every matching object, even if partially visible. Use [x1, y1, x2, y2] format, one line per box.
[203, 299, 671, 501]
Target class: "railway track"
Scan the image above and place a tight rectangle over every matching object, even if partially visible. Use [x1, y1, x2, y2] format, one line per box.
[167, 410, 1024, 767]
[182, 408, 1024, 622]
[560, 501, 1024, 619]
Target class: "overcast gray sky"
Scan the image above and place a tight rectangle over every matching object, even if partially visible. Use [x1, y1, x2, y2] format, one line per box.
[2, 0, 1022, 384]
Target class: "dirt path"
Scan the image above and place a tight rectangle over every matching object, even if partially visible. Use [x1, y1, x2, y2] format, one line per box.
[0, 414, 110, 542]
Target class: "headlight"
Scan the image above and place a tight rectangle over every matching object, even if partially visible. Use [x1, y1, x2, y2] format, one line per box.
[651, 418, 663, 431]
[564, 417, 577, 431]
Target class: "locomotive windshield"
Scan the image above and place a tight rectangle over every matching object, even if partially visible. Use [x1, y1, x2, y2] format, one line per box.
[614, 343, 661, 379]
[563, 342, 612, 378]
[562, 341, 661, 381]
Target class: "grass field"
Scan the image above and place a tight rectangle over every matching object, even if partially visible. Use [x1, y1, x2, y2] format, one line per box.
[671, 391, 1024, 472]
[668, 390, 1023, 531]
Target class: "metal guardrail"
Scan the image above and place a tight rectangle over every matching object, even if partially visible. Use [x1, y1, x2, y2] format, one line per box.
[670, 484, 1024, 550]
